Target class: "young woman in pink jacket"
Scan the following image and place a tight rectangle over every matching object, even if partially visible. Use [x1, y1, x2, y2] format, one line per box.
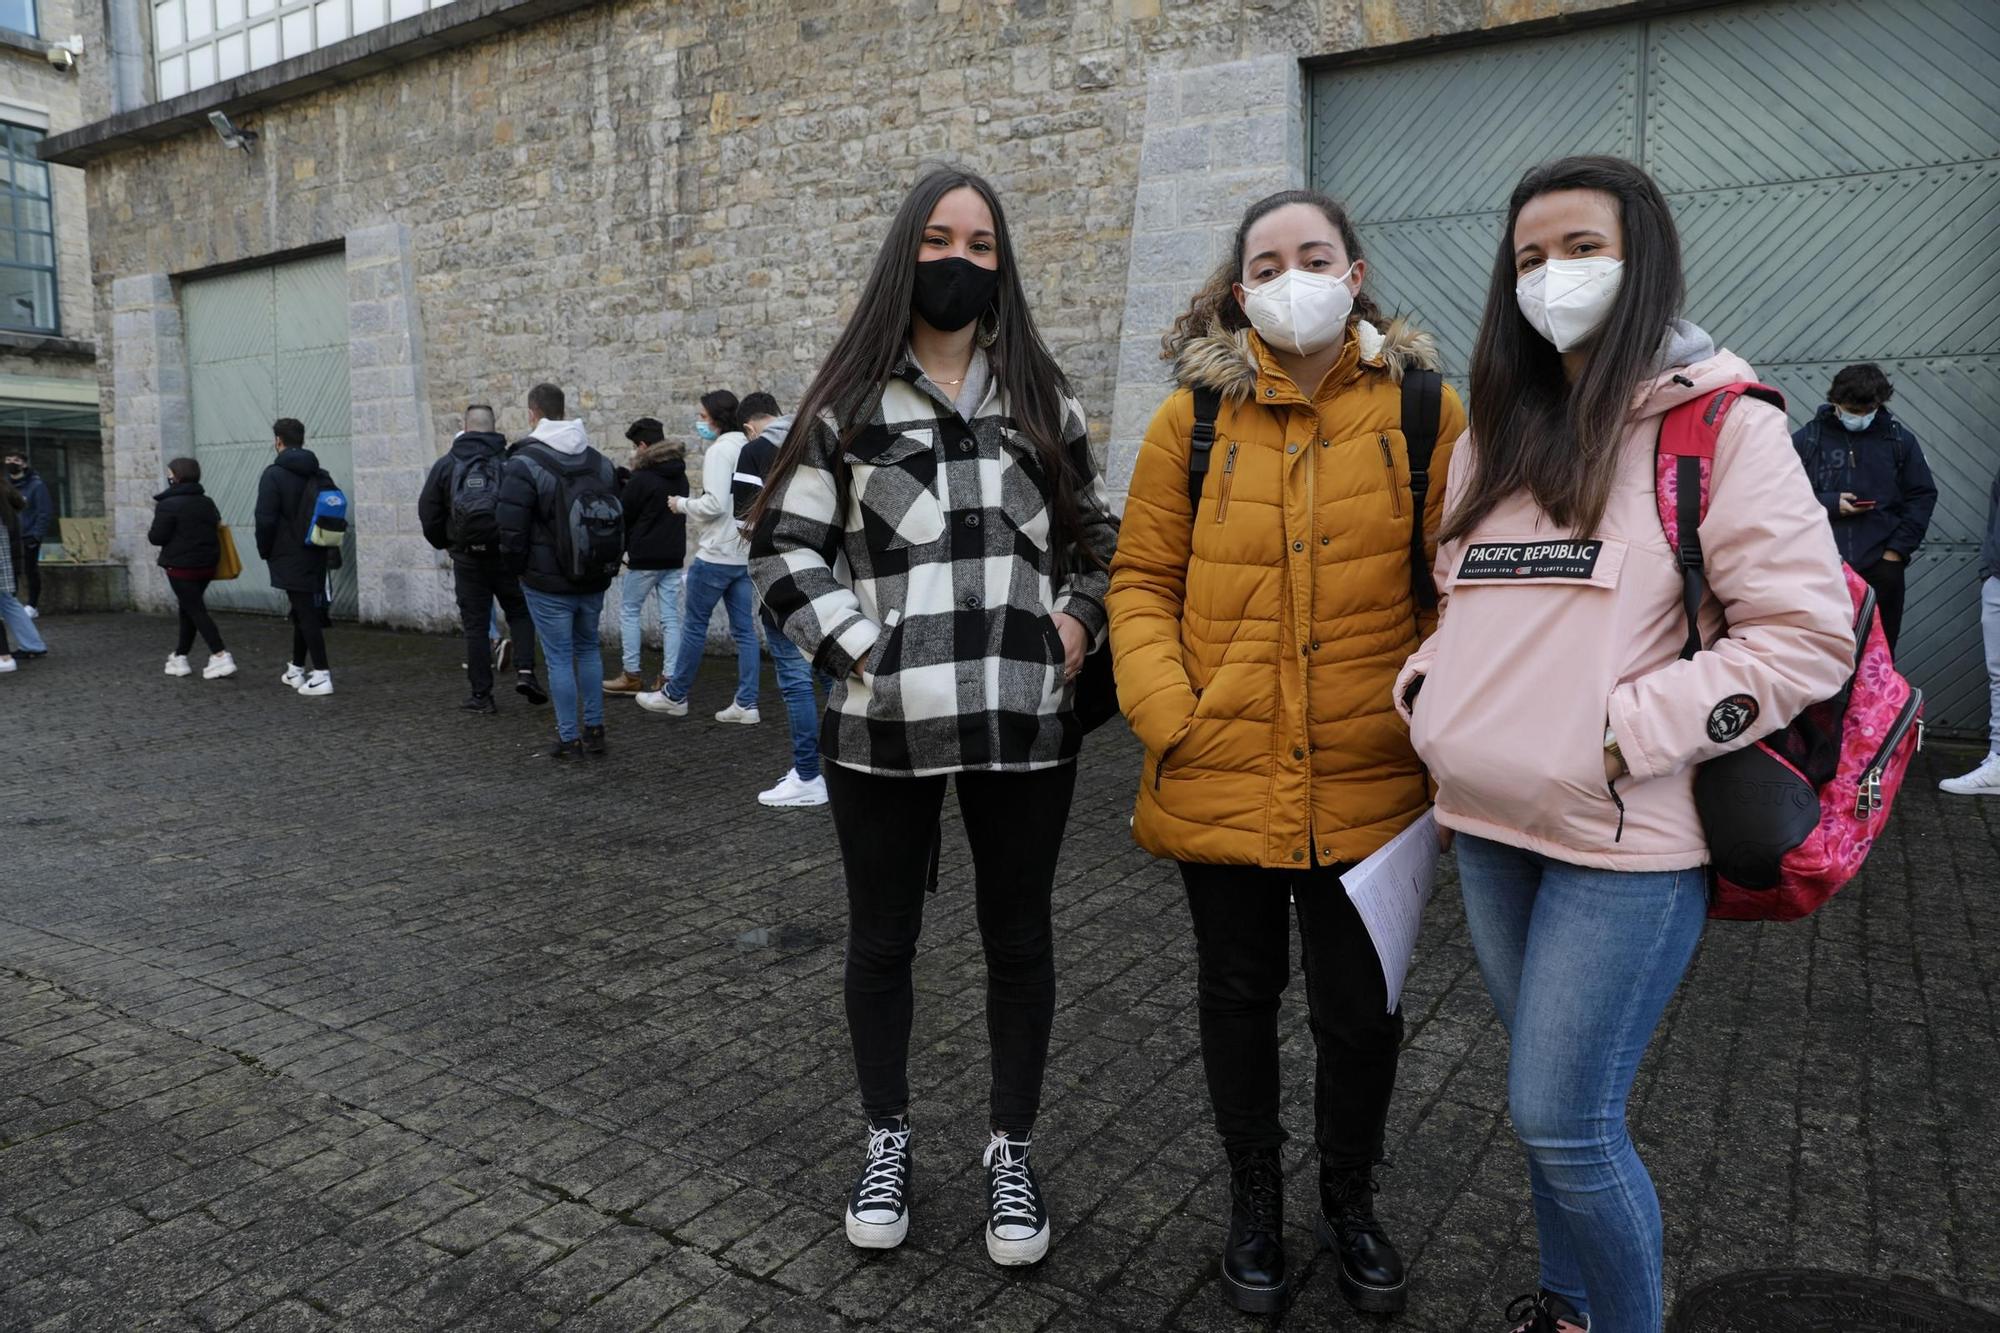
[1395, 156, 1853, 1333]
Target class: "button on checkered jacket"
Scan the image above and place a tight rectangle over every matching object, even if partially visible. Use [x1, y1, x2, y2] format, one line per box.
[750, 357, 1120, 777]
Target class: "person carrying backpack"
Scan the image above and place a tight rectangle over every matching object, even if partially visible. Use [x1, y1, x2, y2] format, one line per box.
[254, 417, 339, 697]
[1394, 156, 1854, 1333]
[497, 382, 622, 760]
[419, 404, 547, 715]
[1108, 188, 1464, 1320]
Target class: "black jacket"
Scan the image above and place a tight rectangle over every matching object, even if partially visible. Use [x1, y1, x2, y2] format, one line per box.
[1792, 405, 1938, 569]
[497, 439, 620, 595]
[1981, 468, 2000, 582]
[418, 431, 510, 564]
[148, 480, 223, 570]
[255, 447, 334, 593]
[10, 466, 52, 541]
[620, 442, 689, 570]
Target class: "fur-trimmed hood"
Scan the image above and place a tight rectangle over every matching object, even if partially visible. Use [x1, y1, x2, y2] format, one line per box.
[632, 439, 686, 471]
[1173, 319, 1442, 401]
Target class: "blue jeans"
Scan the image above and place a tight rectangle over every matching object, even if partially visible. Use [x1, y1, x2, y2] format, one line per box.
[0, 590, 44, 654]
[666, 559, 757, 709]
[620, 567, 684, 675]
[1455, 835, 1707, 1333]
[762, 608, 823, 780]
[522, 586, 606, 742]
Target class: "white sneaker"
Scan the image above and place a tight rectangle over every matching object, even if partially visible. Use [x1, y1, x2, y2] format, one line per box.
[164, 653, 192, 677]
[297, 670, 333, 697]
[759, 769, 829, 808]
[715, 703, 761, 725]
[1940, 752, 2000, 796]
[0, 656, 15, 673]
[202, 651, 237, 680]
[24, 606, 37, 620]
[636, 689, 688, 716]
[280, 664, 306, 688]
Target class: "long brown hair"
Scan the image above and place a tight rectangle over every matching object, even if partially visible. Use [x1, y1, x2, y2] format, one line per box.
[750, 167, 1088, 555]
[1162, 189, 1384, 360]
[1443, 156, 1687, 543]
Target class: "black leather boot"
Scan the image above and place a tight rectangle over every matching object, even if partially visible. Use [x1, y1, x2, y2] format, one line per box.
[1316, 1160, 1406, 1314]
[1220, 1149, 1288, 1313]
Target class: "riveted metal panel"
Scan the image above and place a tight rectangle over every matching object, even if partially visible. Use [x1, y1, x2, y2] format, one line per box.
[1310, 0, 2000, 732]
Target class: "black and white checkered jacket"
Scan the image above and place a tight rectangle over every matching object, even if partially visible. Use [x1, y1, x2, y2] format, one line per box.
[750, 352, 1120, 777]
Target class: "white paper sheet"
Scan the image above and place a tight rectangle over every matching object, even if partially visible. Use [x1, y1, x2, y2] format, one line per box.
[1340, 811, 1442, 1014]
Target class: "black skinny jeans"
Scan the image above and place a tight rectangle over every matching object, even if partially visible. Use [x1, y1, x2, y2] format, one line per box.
[286, 589, 329, 671]
[453, 558, 536, 697]
[825, 760, 1078, 1134]
[1860, 555, 1907, 657]
[22, 539, 40, 609]
[1181, 859, 1403, 1168]
[167, 576, 225, 655]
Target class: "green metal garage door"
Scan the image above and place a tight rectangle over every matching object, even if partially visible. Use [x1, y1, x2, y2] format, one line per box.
[1310, 0, 1999, 734]
[182, 252, 356, 618]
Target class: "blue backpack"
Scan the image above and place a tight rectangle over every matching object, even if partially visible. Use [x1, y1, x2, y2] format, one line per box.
[305, 479, 349, 548]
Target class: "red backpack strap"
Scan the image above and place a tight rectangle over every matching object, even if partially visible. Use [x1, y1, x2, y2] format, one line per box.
[1654, 381, 1785, 660]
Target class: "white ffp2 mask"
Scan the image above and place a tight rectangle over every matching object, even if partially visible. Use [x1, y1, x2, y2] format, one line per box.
[1516, 257, 1624, 352]
[1242, 266, 1356, 356]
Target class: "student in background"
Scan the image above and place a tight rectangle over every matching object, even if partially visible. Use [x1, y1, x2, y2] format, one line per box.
[255, 418, 337, 697]
[148, 456, 235, 680]
[604, 418, 689, 697]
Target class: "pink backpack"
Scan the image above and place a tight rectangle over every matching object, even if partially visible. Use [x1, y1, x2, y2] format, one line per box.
[1656, 382, 1925, 922]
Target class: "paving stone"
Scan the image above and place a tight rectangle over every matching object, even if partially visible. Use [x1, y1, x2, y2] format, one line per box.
[1, 612, 1995, 1329]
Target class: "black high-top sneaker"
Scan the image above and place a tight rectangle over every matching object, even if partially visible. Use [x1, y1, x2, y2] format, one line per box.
[582, 724, 607, 755]
[844, 1116, 911, 1250]
[1219, 1148, 1287, 1313]
[982, 1131, 1049, 1266]
[1316, 1160, 1406, 1313]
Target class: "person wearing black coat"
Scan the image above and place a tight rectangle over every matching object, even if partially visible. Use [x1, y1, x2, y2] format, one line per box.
[604, 418, 689, 695]
[148, 457, 234, 679]
[1792, 363, 1938, 655]
[254, 417, 336, 694]
[3, 454, 50, 613]
[0, 471, 41, 668]
[417, 405, 546, 713]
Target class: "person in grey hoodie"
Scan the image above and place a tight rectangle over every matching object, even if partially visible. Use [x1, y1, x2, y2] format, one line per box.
[733, 393, 826, 807]
[497, 383, 622, 760]
[1940, 465, 2000, 796]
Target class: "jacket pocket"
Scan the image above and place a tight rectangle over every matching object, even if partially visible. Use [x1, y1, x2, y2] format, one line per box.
[844, 431, 945, 550]
[1378, 434, 1404, 518]
[999, 434, 1052, 553]
[1213, 441, 1240, 524]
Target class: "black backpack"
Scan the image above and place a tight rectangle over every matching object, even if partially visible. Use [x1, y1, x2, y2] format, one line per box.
[446, 453, 505, 551]
[525, 444, 624, 581]
[1185, 368, 1445, 610]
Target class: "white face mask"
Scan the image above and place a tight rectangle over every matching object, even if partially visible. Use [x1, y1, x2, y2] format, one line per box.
[1516, 257, 1625, 352]
[1241, 266, 1356, 356]
[1836, 408, 1877, 432]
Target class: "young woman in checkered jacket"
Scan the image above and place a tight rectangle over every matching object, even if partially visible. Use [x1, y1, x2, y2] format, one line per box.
[750, 168, 1119, 1269]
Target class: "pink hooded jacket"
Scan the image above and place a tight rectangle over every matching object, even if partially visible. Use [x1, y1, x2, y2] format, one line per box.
[1395, 341, 1854, 872]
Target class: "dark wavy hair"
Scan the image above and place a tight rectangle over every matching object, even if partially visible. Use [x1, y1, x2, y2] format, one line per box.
[751, 166, 1088, 557]
[1443, 156, 1686, 544]
[1828, 363, 1893, 409]
[1162, 189, 1383, 360]
[700, 390, 742, 436]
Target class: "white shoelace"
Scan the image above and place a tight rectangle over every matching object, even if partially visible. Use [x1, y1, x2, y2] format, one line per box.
[854, 1125, 910, 1211]
[983, 1135, 1039, 1226]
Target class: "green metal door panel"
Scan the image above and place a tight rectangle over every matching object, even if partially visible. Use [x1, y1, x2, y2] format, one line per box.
[1309, 27, 1639, 225]
[1645, 0, 2000, 192]
[1310, 0, 1999, 733]
[274, 252, 349, 353]
[184, 250, 354, 619]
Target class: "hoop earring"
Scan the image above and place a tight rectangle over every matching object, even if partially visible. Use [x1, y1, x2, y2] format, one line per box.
[976, 312, 999, 349]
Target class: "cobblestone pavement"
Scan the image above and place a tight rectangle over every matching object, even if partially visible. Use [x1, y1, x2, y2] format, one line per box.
[3, 612, 1997, 1333]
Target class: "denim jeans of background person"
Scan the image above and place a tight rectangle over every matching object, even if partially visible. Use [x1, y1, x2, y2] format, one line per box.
[523, 587, 606, 744]
[759, 606, 827, 807]
[620, 566, 683, 679]
[1940, 465, 2000, 796]
[646, 557, 758, 715]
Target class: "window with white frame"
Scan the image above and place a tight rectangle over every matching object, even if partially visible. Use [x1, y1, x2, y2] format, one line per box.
[152, 0, 458, 99]
[1, 122, 58, 335]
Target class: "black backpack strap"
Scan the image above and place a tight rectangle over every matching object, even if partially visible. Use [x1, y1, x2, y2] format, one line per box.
[1400, 369, 1444, 610]
[1186, 387, 1223, 513]
[1675, 453, 1706, 661]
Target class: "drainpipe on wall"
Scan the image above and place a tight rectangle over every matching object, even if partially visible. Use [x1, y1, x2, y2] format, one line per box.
[103, 0, 148, 113]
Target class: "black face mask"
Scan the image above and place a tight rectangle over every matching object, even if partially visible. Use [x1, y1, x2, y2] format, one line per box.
[911, 257, 1000, 334]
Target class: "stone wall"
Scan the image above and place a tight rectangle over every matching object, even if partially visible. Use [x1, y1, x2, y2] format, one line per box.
[70, 0, 1665, 625]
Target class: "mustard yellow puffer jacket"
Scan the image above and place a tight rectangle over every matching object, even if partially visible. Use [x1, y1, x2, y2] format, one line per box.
[1108, 321, 1464, 868]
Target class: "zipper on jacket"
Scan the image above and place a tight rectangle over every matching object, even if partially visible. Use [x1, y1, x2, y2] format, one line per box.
[1855, 690, 1924, 818]
[1379, 434, 1404, 517]
[1214, 442, 1239, 524]
[1606, 777, 1627, 843]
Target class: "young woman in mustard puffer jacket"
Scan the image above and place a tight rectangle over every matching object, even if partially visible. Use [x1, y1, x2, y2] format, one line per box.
[1108, 189, 1464, 1318]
